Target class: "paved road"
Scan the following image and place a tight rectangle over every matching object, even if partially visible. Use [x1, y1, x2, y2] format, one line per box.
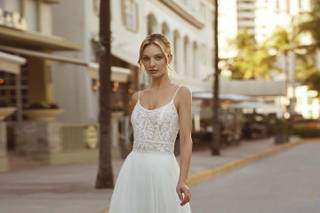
[191, 141, 320, 213]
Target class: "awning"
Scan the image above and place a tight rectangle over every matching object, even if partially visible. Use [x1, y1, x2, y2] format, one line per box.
[40, 0, 60, 4]
[87, 63, 131, 83]
[0, 45, 131, 82]
[192, 91, 254, 101]
[112, 46, 138, 66]
[0, 45, 86, 65]
[230, 101, 279, 112]
[220, 79, 286, 96]
[92, 35, 139, 66]
[0, 51, 26, 74]
[0, 26, 80, 51]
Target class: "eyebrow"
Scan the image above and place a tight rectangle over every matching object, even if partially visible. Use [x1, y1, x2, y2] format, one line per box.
[142, 53, 164, 57]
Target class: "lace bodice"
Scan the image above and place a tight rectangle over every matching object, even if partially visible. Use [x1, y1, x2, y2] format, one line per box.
[131, 87, 181, 154]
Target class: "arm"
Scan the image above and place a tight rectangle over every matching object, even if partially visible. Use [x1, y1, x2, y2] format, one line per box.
[176, 86, 193, 206]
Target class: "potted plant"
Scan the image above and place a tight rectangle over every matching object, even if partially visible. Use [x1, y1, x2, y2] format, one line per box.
[0, 100, 16, 121]
[23, 102, 63, 121]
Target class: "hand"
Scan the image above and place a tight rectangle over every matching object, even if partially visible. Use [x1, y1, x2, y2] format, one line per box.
[176, 181, 191, 206]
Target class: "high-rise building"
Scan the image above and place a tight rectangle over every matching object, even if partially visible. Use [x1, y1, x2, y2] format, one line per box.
[237, 0, 256, 34]
[255, 0, 311, 43]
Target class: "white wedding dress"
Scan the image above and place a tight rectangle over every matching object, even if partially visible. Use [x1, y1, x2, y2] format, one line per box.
[109, 86, 191, 213]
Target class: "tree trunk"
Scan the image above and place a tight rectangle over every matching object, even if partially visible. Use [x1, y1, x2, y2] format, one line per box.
[95, 0, 114, 189]
[211, 0, 221, 155]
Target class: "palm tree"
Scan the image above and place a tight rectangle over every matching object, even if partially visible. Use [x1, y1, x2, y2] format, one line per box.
[268, 27, 291, 85]
[95, 0, 114, 189]
[227, 31, 274, 80]
[297, 0, 320, 93]
[298, 0, 320, 48]
[211, 0, 220, 155]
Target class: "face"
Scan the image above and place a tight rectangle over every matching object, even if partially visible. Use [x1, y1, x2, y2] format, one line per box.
[141, 44, 170, 78]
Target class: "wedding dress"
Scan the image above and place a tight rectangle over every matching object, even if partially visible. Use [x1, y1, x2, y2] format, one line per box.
[109, 86, 191, 213]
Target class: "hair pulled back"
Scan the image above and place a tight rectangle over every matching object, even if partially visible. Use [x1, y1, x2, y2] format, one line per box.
[138, 33, 172, 64]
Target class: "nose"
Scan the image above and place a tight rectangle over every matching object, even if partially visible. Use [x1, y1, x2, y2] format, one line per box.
[149, 58, 156, 67]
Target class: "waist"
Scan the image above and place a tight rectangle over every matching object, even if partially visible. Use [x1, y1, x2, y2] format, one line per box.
[132, 140, 175, 154]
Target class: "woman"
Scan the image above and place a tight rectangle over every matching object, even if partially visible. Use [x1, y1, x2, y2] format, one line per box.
[109, 33, 193, 213]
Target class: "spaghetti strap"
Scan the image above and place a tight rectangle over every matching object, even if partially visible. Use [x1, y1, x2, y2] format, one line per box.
[172, 85, 182, 101]
[137, 91, 141, 103]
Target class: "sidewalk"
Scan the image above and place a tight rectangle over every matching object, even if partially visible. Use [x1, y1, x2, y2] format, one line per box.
[0, 137, 301, 213]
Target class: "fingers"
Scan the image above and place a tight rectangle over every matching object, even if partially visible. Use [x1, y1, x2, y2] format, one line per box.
[180, 190, 191, 206]
[177, 189, 183, 202]
[177, 186, 191, 206]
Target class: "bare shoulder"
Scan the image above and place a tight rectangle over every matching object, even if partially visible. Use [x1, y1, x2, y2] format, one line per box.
[176, 86, 192, 101]
[129, 91, 140, 109]
[131, 91, 139, 102]
[175, 86, 192, 113]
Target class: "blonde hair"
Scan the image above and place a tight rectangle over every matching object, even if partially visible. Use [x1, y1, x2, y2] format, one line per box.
[138, 33, 172, 65]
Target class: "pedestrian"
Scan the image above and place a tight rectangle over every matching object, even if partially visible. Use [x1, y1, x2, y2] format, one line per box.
[108, 33, 193, 213]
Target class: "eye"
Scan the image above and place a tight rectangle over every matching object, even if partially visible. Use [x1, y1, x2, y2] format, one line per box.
[142, 56, 149, 62]
[154, 55, 164, 61]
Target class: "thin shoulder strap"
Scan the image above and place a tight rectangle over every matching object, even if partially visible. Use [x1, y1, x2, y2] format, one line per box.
[137, 91, 141, 102]
[172, 85, 182, 101]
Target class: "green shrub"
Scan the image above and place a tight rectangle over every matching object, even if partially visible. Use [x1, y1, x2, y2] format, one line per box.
[292, 125, 320, 138]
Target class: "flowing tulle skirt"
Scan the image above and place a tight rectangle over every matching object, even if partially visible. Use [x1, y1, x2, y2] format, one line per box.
[109, 151, 191, 213]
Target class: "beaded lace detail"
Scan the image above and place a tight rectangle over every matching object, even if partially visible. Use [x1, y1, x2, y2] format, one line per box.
[131, 87, 181, 154]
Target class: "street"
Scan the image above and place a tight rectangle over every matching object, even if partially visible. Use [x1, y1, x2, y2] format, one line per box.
[0, 139, 319, 213]
[191, 141, 320, 213]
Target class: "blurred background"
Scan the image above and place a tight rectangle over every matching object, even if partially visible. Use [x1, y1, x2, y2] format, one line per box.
[0, 0, 320, 171]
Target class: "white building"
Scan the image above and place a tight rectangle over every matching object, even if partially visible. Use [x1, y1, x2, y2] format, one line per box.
[51, 0, 215, 157]
[218, 0, 238, 59]
[219, 0, 312, 58]
[255, 0, 311, 43]
[218, 0, 256, 59]
[237, 0, 256, 34]
[52, 0, 214, 124]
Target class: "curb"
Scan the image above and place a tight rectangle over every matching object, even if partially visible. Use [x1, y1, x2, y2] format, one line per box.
[186, 139, 304, 186]
[101, 138, 307, 213]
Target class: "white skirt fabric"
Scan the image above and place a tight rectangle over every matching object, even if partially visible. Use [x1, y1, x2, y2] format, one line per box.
[109, 151, 191, 213]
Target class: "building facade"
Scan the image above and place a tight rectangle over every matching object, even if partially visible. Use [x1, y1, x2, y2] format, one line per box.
[0, 0, 82, 171]
[51, 0, 215, 158]
[255, 0, 311, 43]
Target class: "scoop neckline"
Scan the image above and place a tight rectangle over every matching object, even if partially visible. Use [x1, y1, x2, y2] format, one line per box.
[137, 99, 174, 111]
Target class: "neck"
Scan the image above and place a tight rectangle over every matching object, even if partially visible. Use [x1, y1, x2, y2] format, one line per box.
[150, 73, 171, 89]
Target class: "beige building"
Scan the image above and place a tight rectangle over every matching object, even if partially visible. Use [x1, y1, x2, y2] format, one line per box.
[0, 0, 83, 171]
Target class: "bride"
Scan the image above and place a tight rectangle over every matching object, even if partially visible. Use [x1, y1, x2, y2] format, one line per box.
[109, 33, 193, 213]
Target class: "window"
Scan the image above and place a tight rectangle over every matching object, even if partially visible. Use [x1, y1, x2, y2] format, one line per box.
[275, 0, 279, 12]
[193, 42, 198, 78]
[173, 31, 180, 72]
[298, 0, 302, 10]
[121, 0, 139, 32]
[200, 2, 206, 19]
[184, 37, 189, 74]
[161, 22, 170, 39]
[147, 13, 158, 34]
[286, 0, 290, 14]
